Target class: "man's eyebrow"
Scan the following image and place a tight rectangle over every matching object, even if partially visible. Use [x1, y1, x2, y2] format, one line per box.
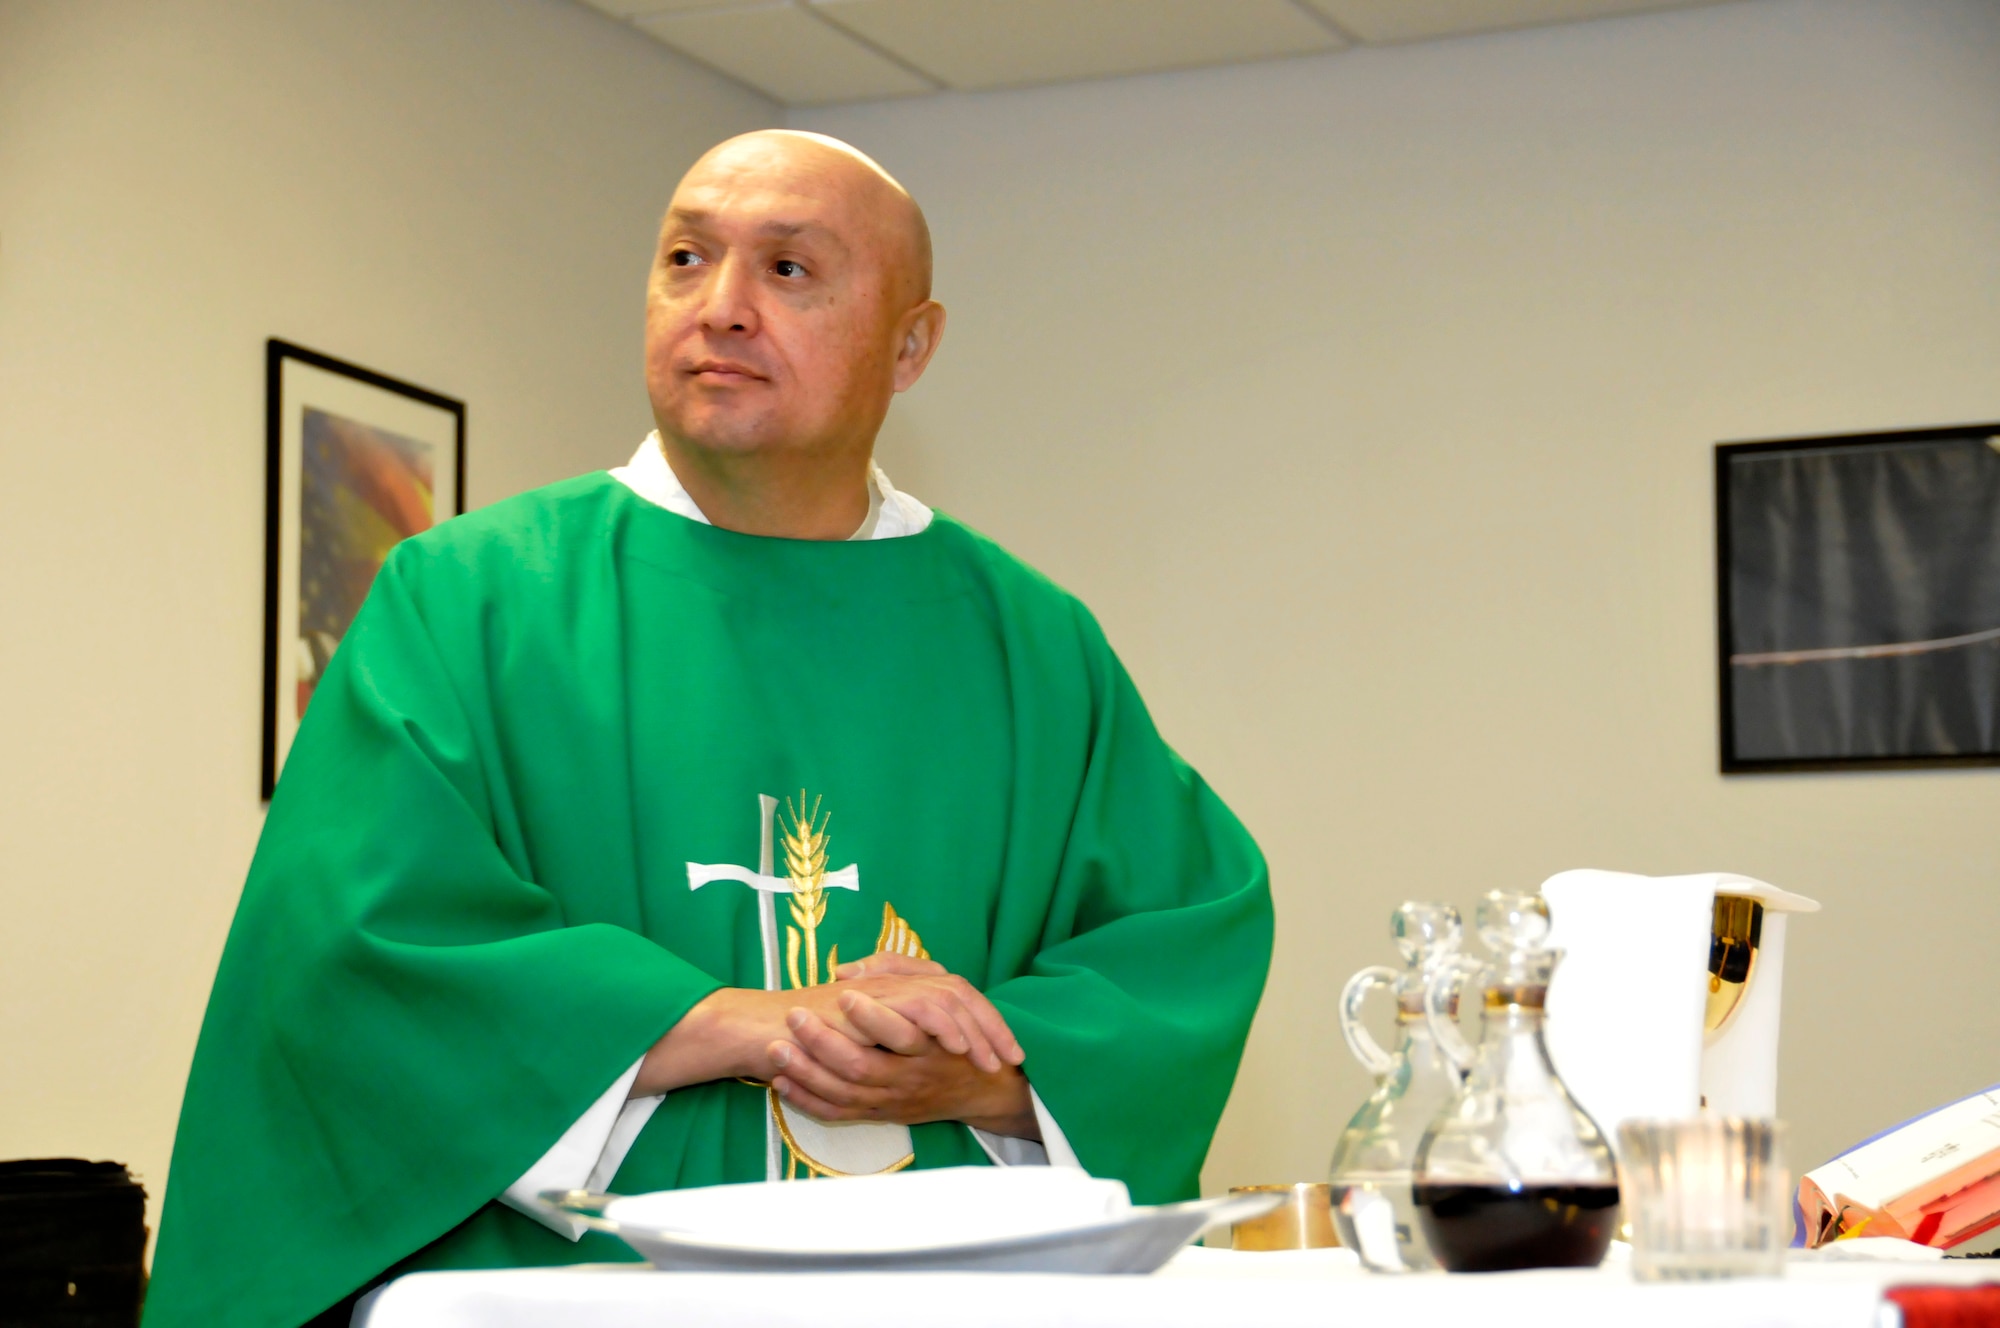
[663, 209, 847, 249]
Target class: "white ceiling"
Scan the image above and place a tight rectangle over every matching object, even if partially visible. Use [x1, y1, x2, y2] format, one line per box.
[575, 0, 1738, 107]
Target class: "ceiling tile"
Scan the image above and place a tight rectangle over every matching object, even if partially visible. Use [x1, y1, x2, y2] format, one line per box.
[635, 4, 937, 105]
[812, 0, 1347, 92]
[1301, 0, 1729, 44]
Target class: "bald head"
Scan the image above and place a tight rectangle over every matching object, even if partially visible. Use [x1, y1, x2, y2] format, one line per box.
[642, 130, 948, 525]
[679, 129, 932, 305]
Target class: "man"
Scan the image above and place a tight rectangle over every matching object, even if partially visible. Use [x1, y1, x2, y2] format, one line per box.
[144, 131, 1272, 1328]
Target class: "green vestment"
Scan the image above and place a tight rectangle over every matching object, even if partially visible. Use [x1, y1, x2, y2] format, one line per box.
[144, 474, 1273, 1328]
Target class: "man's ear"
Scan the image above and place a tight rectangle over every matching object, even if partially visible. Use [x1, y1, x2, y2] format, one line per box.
[891, 301, 947, 393]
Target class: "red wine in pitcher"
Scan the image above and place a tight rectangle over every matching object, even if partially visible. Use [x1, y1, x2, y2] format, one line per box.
[1413, 1183, 1620, 1272]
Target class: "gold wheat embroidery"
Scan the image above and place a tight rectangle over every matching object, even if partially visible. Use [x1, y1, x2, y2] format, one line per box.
[782, 791, 836, 988]
[875, 902, 930, 961]
[765, 794, 928, 1181]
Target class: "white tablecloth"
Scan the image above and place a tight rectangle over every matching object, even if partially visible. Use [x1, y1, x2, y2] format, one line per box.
[358, 1247, 1998, 1328]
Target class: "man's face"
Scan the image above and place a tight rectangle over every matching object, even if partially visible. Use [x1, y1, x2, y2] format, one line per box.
[644, 140, 919, 461]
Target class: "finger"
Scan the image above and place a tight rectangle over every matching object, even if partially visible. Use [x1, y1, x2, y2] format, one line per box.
[835, 952, 946, 981]
[928, 1000, 1008, 1072]
[921, 980, 1011, 1072]
[949, 982, 1026, 1068]
[838, 991, 934, 1056]
[792, 996, 862, 1043]
[887, 993, 977, 1058]
[772, 1074, 876, 1123]
[786, 1006, 869, 1051]
[862, 975, 1023, 1070]
[786, 1010, 894, 1085]
[769, 1039, 877, 1108]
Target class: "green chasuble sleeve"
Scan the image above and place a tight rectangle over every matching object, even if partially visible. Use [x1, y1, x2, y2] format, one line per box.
[146, 548, 726, 1328]
[982, 608, 1271, 1204]
[144, 474, 1272, 1328]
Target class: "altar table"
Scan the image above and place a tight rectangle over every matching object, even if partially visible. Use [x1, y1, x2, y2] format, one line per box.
[357, 1247, 1998, 1328]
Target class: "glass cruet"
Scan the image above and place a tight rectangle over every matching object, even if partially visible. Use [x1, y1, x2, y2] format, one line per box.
[1328, 901, 1472, 1273]
[1413, 890, 1620, 1273]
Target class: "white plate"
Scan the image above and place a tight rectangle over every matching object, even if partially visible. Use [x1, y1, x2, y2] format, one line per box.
[544, 1191, 1283, 1275]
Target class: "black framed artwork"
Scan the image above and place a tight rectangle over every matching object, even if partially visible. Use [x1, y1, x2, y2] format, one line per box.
[263, 339, 465, 798]
[1716, 422, 2000, 773]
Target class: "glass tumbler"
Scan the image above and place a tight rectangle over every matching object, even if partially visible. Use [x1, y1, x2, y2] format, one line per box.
[1618, 1118, 1790, 1281]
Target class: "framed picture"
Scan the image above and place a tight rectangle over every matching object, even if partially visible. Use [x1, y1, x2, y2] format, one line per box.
[263, 339, 465, 798]
[1716, 422, 2000, 773]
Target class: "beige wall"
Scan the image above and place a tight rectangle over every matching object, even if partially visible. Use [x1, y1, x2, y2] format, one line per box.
[0, 0, 774, 1232]
[797, 0, 2000, 1193]
[6, 0, 1997, 1252]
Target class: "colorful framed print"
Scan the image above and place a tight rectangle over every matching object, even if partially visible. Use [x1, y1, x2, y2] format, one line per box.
[1716, 422, 2000, 773]
[263, 339, 465, 798]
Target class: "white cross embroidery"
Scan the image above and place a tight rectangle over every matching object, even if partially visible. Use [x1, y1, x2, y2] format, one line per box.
[684, 794, 864, 1180]
[687, 795, 861, 989]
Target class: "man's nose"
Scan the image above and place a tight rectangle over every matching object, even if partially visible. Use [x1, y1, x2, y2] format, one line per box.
[700, 255, 758, 336]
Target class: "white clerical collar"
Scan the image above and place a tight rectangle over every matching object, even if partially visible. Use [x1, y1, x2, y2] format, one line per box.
[610, 432, 933, 540]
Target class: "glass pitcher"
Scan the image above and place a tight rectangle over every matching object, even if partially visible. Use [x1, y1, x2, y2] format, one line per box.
[1328, 901, 1472, 1272]
[1414, 890, 1620, 1272]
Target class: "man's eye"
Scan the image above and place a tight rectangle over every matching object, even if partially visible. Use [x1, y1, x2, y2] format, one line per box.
[773, 260, 806, 278]
[668, 249, 704, 267]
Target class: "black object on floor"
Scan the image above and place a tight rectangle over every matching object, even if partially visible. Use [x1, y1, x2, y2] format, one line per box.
[0, 1160, 147, 1328]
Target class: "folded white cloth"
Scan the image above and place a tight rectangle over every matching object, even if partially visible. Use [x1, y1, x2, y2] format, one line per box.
[1792, 1237, 1946, 1263]
[602, 1166, 1131, 1253]
[1158, 1246, 1361, 1278]
[1540, 868, 1818, 1146]
[355, 1256, 1928, 1328]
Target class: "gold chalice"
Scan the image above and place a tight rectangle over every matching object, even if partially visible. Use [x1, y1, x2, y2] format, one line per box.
[1704, 894, 1763, 1042]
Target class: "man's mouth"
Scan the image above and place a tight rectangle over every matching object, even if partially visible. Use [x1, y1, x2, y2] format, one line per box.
[687, 360, 765, 383]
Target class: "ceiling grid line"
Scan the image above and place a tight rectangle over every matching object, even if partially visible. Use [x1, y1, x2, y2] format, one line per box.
[1285, 0, 1363, 44]
[799, 3, 949, 92]
[607, 3, 812, 108]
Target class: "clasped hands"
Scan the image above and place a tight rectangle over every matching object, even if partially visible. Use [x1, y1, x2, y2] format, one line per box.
[635, 954, 1040, 1140]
